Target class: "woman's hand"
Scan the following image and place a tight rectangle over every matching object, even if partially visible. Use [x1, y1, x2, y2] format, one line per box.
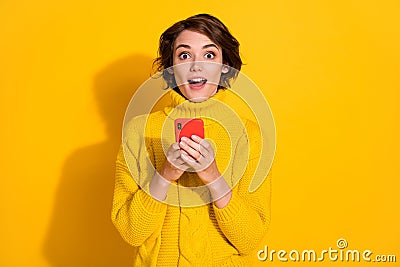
[150, 142, 188, 201]
[159, 142, 189, 182]
[179, 135, 221, 184]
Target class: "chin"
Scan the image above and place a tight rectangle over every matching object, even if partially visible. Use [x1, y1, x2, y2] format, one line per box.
[179, 84, 217, 102]
[188, 96, 209, 103]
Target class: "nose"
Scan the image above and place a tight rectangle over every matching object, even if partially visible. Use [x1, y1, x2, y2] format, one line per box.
[189, 61, 202, 72]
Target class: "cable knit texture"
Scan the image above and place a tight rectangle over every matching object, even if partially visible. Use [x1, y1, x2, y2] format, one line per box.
[111, 89, 272, 266]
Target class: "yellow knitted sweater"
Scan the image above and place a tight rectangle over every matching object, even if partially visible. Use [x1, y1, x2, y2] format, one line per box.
[111, 89, 272, 266]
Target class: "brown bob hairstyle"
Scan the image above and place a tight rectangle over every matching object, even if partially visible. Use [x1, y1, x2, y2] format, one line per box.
[153, 14, 242, 90]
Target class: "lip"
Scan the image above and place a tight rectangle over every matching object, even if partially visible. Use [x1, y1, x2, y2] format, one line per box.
[188, 83, 206, 90]
[187, 76, 207, 90]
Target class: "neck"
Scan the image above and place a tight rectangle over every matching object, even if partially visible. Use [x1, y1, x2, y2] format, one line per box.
[164, 89, 231, 122]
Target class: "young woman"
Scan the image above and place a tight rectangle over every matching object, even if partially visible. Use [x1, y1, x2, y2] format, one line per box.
[112, 14, 272, 266]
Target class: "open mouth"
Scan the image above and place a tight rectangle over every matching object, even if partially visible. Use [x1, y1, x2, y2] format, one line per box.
[187, 77, 207, 87]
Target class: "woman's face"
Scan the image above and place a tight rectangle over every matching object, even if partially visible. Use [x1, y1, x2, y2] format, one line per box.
[172, 30, 228, 102]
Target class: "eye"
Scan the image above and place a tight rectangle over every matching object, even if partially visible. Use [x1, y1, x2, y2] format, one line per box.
[204, 52, 215, 59]
[178, 52, 191, 60]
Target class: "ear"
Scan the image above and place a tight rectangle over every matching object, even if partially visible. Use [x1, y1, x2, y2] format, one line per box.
[221, 64, 230, 74]
[167, 67, 174, 74]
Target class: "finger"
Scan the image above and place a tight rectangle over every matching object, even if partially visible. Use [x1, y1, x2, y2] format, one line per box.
[181, 136, 213, 159]
[176, 151, 192, 163]
[170, 158, 190, 170]
[171, 155, 186, 165]
[191, 135, 213, 152]
[190, 134, 202, 143]
[194, 150, 213, 165]
[170, 148, 183, 159]
[180, 139, 202, 160]
[167, 153, 181, 163]
[181, 152, 202, 168]
[192, 140, 213, 159]
[171, 142, 181, 150]
[181, 137, 201, 152]
[180, 150, 198, 162]
[181, 137, 212, 159]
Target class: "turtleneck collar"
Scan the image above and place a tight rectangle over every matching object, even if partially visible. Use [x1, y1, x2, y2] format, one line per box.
[163, 89, 231, 121]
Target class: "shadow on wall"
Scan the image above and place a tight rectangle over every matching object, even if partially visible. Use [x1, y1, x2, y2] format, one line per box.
[43, 54, 154, 267]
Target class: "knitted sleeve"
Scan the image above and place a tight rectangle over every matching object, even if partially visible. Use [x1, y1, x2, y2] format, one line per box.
[111, 117, 167, 247]
[213, 120, 272, 255]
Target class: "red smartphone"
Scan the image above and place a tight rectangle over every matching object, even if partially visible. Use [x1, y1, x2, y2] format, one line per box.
[174, 118, 204, 142]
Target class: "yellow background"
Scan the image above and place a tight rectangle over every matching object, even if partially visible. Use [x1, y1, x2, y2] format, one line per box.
[1, 0, 399, 266]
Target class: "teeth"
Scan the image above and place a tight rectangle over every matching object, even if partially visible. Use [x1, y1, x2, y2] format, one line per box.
[189, 78, 206, 83]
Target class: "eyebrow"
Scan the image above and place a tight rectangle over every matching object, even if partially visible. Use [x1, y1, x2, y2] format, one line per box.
[175, 43, 220, 51]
